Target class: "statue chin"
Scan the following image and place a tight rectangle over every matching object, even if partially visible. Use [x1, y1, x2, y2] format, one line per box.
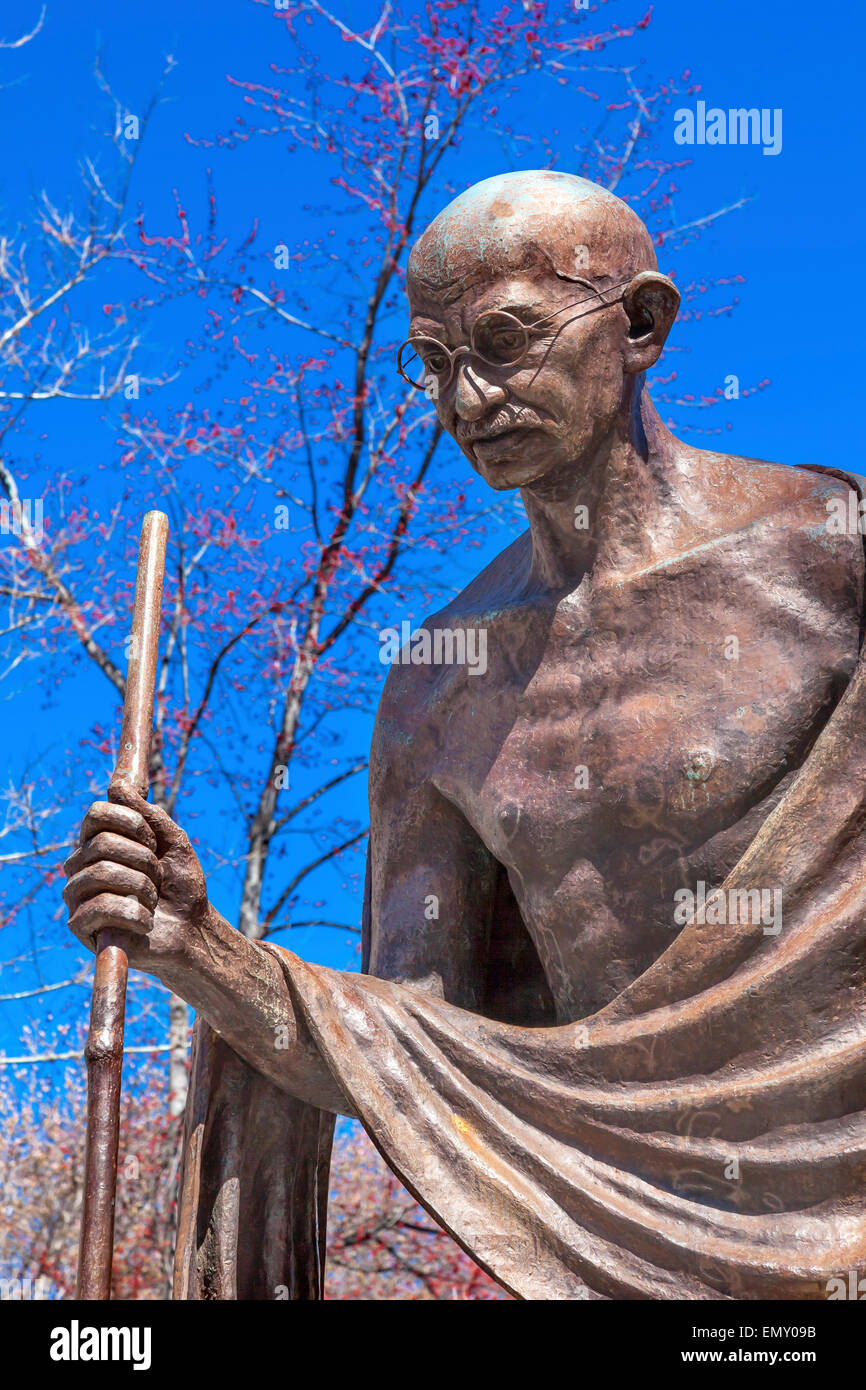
[468, 436, 559, 490]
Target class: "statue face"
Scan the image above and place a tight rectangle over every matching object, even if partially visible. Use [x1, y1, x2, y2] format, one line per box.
[407, 267, 631, 492]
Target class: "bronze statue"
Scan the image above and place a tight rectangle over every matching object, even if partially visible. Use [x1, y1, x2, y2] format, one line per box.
[64, 171, 866, 1300]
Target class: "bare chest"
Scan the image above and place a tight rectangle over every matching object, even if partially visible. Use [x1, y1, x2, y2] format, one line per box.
[428, 559, 857, 1014]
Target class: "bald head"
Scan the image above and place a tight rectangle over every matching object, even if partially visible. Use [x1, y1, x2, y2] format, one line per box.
[408, 171, 657, 303]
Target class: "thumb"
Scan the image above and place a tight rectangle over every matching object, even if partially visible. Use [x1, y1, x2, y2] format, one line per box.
[108, 778, 186, 855]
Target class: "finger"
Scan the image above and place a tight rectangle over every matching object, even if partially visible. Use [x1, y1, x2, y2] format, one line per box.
[64, 832, 161, 886]
[80, 800, 157, 854]
[109, 781, 186, 855]
[69, 893, 152, 949]
[63, 862, 159, 915]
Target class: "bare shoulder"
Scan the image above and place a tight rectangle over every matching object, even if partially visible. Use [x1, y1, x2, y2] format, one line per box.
[685, 446, 864, 595]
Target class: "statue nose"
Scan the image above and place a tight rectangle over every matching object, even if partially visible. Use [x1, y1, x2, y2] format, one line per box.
[454, 358, 507, 421]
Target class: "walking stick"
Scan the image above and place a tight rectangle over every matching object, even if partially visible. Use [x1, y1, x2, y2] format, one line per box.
[76, 509, 168, 1300]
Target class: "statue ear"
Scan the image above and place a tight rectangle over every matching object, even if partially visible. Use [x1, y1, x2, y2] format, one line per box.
[621, 271, 680, 369]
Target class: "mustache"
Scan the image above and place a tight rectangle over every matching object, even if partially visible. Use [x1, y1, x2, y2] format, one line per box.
[456, 407, 547, 443]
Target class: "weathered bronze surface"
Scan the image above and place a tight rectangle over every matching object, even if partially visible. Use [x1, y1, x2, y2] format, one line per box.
[67, 172, 866, 1299]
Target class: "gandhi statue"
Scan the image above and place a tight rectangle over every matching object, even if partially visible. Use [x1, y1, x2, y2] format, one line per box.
[63, 172, 866, 1300]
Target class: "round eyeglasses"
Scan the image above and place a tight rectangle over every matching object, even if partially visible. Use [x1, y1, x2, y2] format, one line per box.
[396, 280, 632, 392]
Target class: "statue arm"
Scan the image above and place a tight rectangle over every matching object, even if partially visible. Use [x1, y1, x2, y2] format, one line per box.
[159, 900, 356, 1116]
[154, 770, 497, 1109]
[365, 757, 498, 1011]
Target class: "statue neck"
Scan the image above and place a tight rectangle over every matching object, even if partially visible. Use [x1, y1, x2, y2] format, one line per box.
[521, 383, 682, 591]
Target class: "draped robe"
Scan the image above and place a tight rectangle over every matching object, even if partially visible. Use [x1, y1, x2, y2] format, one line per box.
[173, 467, 866, 1301]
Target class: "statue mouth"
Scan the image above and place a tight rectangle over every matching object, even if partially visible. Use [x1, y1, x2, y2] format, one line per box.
[469, 425, 545, 460]
[461, 417, 545, 453]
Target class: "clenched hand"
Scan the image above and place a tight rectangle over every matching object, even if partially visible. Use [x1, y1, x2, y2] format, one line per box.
[63, 780, 210, 976]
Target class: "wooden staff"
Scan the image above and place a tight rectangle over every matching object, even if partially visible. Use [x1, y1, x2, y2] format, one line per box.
[76, 510, 168, 1301]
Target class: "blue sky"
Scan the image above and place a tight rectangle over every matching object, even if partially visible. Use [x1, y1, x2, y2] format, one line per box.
[1, 0, 863, 1064]
[3, 0, 862, 464]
